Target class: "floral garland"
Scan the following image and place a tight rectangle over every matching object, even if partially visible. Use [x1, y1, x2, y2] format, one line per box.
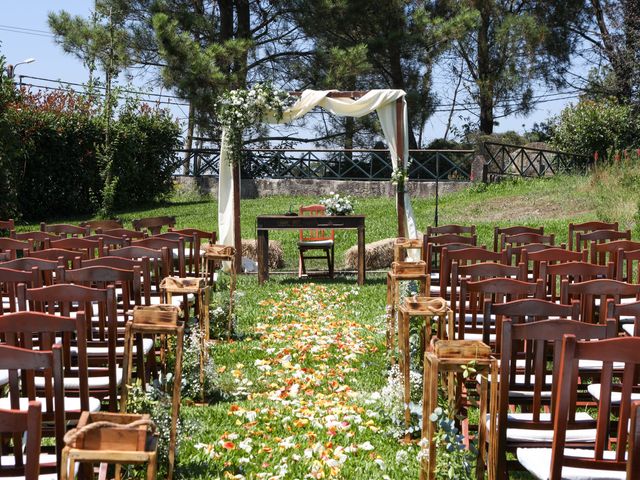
[216, 83, 290, 166]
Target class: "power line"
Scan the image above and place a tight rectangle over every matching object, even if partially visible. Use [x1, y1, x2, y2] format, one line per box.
[0, 25, 54, 38]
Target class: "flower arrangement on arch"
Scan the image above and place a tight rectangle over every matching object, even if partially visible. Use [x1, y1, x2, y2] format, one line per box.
[216, 84, 290, 166]
[390, 159, 412, 188]
[320, 192, 354, 216]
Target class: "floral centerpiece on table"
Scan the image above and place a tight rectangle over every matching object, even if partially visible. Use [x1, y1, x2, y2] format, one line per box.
[216, 84, 290, 165]
[320, 192, 354, 216]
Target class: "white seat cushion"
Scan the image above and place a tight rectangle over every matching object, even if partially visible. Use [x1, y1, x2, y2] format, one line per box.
[74, 338, 154, 356]
[297, 240, 334, 247]
[0, 369, 8, 387]
[1, 453, 59, 479]
[460, 332, 496, 343]
[517, 447, 626, 480]
[578, 359, 626, 370]
[488, 411, 595, 443]
[587, 383, 640, 403]
[0, 395, 101, 413]
[622, 323, 635, 336]
[149, 295, 190, 307]
[34, 367, 123, 390]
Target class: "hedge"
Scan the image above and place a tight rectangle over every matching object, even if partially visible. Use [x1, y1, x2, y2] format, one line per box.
[0, 86, 181, 220]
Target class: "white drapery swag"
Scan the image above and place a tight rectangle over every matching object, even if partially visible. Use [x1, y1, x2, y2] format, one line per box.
[218, 89, 419, 248]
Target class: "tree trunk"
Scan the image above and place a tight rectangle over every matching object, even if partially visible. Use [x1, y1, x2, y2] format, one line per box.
[476, 0, 494, 134]
[235, 0, 250, 87]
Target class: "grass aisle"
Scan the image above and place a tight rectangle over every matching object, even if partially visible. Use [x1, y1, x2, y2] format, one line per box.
[180, 280, 421, 479]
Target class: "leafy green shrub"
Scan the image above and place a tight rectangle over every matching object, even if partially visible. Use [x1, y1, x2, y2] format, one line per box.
[0, 86, 181, 220]
[108, 101, 182, 210]
[5, 89, 103, 219]
[0, 55, 20, 219]
[551, 99, 639, 159]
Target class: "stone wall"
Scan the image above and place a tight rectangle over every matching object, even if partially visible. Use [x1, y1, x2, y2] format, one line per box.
[174, 176, 470, 199]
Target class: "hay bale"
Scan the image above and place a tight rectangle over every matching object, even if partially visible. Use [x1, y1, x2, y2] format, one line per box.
[241, 239, 285, 269]
[344, 237, 396, 271]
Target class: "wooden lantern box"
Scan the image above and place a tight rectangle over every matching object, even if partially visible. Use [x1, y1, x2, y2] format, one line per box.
[404, 295, 447, 312]
[71, 412, 154, 452]
[433, 339, 491, 360]
[133, 304, 179, 325]
[392, 260, 427, 276]
[203, 244, 235, 257]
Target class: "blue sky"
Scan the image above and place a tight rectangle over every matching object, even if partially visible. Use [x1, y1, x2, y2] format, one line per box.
[1, 1, 582, 144]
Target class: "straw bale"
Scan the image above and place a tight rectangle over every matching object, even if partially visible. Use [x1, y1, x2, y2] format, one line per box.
[344, 237, 396, 271]
[241, 239, 285, 269]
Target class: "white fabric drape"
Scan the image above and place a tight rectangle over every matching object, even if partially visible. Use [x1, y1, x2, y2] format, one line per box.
[218, 89, 419, 247]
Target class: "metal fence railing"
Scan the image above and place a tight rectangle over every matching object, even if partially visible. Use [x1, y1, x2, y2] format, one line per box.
[481, 142, 589, 180]
[176, 148, 475, 181]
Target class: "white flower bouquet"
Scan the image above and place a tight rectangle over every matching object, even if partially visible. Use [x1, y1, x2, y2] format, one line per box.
[320, 192, 354, 216]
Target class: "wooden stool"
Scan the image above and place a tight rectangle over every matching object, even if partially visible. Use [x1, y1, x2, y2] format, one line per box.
[60, 411, 158, 480]
[160, 277, 211, 341]
[202, 245, 236, 339]
[420, 340, 497, 480]
[398, 297, 453, 435]
[121, 308, 184, 480]
[386, 261, 429, 358]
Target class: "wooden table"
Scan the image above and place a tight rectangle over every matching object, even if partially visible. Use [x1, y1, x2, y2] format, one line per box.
[256, 215, 366, 285]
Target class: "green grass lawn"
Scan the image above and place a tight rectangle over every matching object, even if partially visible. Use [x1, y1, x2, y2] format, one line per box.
[14, 172, 638, 478]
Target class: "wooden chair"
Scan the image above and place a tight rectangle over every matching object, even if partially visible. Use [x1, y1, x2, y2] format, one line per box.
[494, 225, 543, 252]
[40, 223, 89, 238]
[561, 278, 640, 325]
[48, 237, 103, 259]
[540, 260, 613, 303]
[628, 400, 640, 478]
[568, 220, 618, 251]
[436, 246, 502, 300]
[0, 238, 30, 260]
[132, 237, 185, 277]
[77, 256, 152, 305]
[0, 267, 40, 314]
[457, 274, 540, 345]
[80, 219, 123, 233]
[426, 224, 476, 236]
[0, 257, 58, 287]
[108, 246, 171, 300]
[0, 311, 90, 474]
[11, 231, 60, 251]
[170, 227, 216, 276]
[100, 228, 147, 241]
[521, 248, 586, 286]
[18, 284, 119, 411]
[297, 205, 334, 278]
[85, 233, 131, 251]
[521, 335, 640, 479]
[423, 234, 478, 285]
[0, 399, 42, 480]
[590, 240, 640, 278]
[575, 228, 631, 261]
[0, 219, 14, 233]
[483, 298, 580, 357]
[26, 248, 86, 270]
[0, 345, 55, 479]
[608, 300, 640, 337]
[493, 318, 616, 479]
[503, 232, 555, 249]
[617, 248, 640, 284]
[504, 243, 557, 267]
[132, 216, 176, 235]
[154, 231, 201, 276]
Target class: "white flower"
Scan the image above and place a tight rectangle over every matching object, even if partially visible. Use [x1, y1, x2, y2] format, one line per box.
[358, 441, 375, 451]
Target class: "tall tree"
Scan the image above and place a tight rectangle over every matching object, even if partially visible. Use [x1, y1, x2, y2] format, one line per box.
[286, 0, 476, 148]
[431, 0, 584, 134]
[569, 0, 640, 105]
